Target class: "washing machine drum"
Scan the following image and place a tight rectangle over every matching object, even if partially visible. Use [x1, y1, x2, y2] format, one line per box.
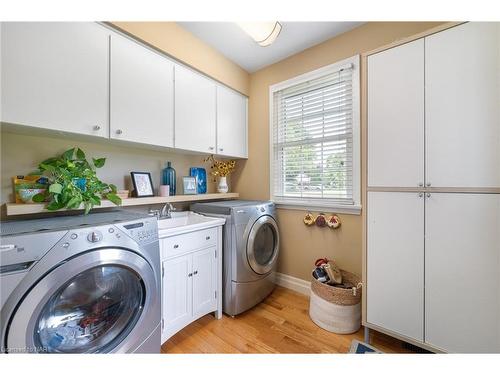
[5, 248, 156, 353]
[246, 215, 279, 275]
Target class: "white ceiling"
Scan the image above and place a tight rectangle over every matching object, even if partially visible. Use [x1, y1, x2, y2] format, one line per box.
[178, 22, 364, 73]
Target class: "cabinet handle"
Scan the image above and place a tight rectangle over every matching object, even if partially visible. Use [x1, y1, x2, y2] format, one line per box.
[116, 129, 123, 135]
[418, 192, 423, 198]
[93, 125, 101, 131]
[426, 193, 431, 198]
[209, 146, 214, 150]
[426, 182, 431, 187]
[193, 270, 198, 275]
[173, 244, 179, 249]
[188, 273, 193, 277]
[206, 236, 210, 240]
[418, 182, 423, 187]
[219, 148, 224, 152]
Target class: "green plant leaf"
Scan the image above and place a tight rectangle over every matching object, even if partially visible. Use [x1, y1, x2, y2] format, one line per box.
[62, 148, 75, 160]
[32, 193, 46, 203]
[83, 201, 92, 215]
[46, 201, 65, 211]
[76, 148, 86, 160]
[109, 184, 117, 193]
[39, 163, 56, 172]
[48, 183, 63, 194]
[66, 196, 82, 209]
[106, 193, 122, 206]
[92, 157, 106, 168]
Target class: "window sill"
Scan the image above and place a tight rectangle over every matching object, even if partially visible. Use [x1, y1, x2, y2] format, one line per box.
[274, 200, 362, 215]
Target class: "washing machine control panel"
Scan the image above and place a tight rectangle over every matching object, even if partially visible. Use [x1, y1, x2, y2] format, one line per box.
[119, 219, 158, 244]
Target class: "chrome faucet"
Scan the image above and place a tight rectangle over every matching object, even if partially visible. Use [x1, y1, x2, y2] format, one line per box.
[148, 203, 176, 220]
[160, 203, 175, 219]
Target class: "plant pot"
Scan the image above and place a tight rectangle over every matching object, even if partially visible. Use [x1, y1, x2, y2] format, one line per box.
[217, 176, 229, 193]
[72, 178, 87, 192]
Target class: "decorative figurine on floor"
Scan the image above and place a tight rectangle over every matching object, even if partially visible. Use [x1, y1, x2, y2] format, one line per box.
[315, 213, 327, 227]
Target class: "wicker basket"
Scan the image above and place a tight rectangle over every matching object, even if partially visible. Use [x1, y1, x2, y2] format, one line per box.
[309, 270, 362, 334]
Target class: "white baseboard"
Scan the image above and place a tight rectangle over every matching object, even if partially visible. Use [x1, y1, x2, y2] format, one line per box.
[275, 272, 311, 296]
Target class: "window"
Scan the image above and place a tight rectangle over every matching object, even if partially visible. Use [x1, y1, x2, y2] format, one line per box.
[269, 55, 360, 213]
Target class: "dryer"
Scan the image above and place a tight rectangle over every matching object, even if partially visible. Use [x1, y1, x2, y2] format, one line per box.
[0, 211, 160, 353]
[191, 200, 279, 316]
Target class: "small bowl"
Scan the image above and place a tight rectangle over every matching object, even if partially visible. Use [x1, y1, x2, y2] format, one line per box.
[19, 188, 46, 203]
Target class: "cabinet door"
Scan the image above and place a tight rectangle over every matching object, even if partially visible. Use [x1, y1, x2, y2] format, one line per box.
[174, 64, 216, 153]
[367, 39, 424, 187]
[425, 23, 500, 188]
[367, 192, 424, 341]
[425, 193, 500, 352]
[216, 85, 248, 158]
[192, 247, 217, 319]
[110, 33, 174, 147]
[1, 22, 109, 138]
[162, 255, 192, 342]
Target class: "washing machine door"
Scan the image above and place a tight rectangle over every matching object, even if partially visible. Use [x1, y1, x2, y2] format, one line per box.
[5, 248, 157, 353]
[246, 215, 279, 275]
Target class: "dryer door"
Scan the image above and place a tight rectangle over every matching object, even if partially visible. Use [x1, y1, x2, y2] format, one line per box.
[5, 248, 158, 353]
[246, 215, 279, 275]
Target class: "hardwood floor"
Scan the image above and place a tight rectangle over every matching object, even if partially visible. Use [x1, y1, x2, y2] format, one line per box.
[161, 286, 413, 354]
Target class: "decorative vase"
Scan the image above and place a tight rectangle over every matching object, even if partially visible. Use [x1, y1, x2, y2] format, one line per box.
[162, 161, 176, 196]
[217, 176, 229, 193]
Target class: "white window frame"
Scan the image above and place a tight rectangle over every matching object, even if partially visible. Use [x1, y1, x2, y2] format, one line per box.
[269, 55, 361, 215]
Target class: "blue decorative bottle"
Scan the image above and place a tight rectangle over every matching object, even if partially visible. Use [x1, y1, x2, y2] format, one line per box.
[162, 161, 176, 196]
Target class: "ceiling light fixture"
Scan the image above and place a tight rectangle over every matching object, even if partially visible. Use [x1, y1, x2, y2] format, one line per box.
[237, 22, 282, 47]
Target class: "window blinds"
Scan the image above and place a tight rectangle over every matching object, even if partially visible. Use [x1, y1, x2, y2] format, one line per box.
[272, 64, 355, 205]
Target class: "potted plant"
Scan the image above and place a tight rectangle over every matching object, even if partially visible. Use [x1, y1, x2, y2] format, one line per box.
[32, 147, 121, 214]
[204, 155, 236, 193]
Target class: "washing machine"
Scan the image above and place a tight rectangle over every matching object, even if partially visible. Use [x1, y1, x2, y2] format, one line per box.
[191, 200, 279, 316]
[0, 211, 161, 353]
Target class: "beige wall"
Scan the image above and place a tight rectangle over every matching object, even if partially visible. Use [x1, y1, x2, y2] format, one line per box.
[111, 22, 250, 96]
[234, 22, 446, 280]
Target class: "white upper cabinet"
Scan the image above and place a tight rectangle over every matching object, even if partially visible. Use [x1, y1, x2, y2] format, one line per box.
[367, 39, 425, 187]
[425, 23, 500, 188]
[174, 64, 217, 153]
[1, 22, 109, 138]
[216, 85, 248, 158]
[110, 33, 174, 147]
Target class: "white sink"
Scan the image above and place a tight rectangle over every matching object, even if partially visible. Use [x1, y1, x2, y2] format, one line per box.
[156, 211, 225, 236]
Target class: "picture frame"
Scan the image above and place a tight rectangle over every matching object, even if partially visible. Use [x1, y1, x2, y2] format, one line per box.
[130, 172, 155, 197]
[182, 176, 197, 195]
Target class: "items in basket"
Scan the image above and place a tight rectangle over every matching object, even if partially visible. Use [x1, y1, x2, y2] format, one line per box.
[312, 258, 343, 285]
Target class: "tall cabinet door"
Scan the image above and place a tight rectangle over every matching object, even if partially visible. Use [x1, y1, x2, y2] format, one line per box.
[162, 255, 192, 342]
[367, 192, 424, 341]
[367, 39, 424, 187]
[216, 85, 248, 158]
[425, 23, 500, 187]
[192, 247, 217, 319]
[110, 33, 174, 147]
[174, 65, 216, 153]
[1, 22, 109, 138]
[425, 193, 500, 352]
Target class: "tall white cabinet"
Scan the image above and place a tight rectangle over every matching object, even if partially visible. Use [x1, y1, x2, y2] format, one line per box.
[366, 23, 500, 353]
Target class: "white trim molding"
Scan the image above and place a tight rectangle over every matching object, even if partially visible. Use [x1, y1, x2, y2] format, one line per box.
[274, 272, 311, 296]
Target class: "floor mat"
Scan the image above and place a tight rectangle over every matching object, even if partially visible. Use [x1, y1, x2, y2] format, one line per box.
[349, 339, 383, 353]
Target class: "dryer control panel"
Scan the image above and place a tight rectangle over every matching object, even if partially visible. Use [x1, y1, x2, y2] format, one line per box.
[117, 218, 158, 245]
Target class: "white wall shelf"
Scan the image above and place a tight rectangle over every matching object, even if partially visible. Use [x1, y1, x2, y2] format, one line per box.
[5, 193, 239, 216]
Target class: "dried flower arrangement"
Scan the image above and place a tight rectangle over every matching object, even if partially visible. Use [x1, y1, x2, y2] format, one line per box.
[203, 154, 236, 180]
